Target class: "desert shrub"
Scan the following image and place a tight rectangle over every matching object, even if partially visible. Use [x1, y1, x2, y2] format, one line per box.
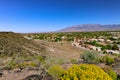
[112, 44, 119, 50]
[8, 61, 17, 69]
[18, 63, 28, 68]
[61, 64, 112, 80]
[55, 58, 65, 65]
[107, 45, 112, 50]
[113, 53, 120, 57]
[48, 65, 65, 80]
[101, 45, 107, 50]
[71, 59, 77, 64]
[108, 69, 117, 80]
[44, 57, 65, 69]
[80, 51, 99, 63]
[100, 55, 114, 65]
[8, 61, 38, 69]
[36, 55, 45, 64]
[103, 66, 117, 80]
[118, 54, 120, 58]
[29, 62, 37, 67]
[103, 50, 107, 54]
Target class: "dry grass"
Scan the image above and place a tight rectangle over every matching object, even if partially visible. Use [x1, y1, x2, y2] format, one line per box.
[35, 40, 85, 62]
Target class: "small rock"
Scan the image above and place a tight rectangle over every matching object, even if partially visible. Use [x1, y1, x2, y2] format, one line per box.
[13, 68, 22, 73]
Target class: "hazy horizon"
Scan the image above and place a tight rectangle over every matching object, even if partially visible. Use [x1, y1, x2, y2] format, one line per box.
[0, 0, 120, 32]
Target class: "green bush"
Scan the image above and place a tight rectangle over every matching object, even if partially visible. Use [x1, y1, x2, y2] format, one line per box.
[100, 56, 115, 65]
[8, 61, 17, 69]
[36, 55, 45, 64]
[29, 62, 37, 67]
[48, 65, 65, 80]
[112, 44, 119, 50]
[103, 66, 117, 80]
[61, 64, 112, 80]
[107, 45, 112, 50]
[80, 51, 99, 63]
[71, 59, 77, 64]
[108, 69, 117, 80]
[18, 63, 27, 68]
[8, 61, 38, 69]
[44, 57, 65, 69]
[101, 45, 107, 50]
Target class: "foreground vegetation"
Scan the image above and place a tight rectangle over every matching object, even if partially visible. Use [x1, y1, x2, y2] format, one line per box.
[26, 31, 120, 80]
[0, 31, 120, 80]
[61, 64, 112, 80]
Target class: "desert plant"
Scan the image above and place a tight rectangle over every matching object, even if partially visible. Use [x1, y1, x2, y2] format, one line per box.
[107, 44, 112, 50]
[8, 61, 17, 69]
[18, 63, 28, 68]
[44, 57, 65, 69]
[80, 51, 99, 63]
[36, 55, 45, 64]
[112, 44, 119, 50]
[103, 66, 117, 80]
[48, 65, 65, 80]
[29, 62, 37, 67]
[61, 64, 112, 80]
[100, 55, 115, 65]
[71, 59, 77, 64]
[108, 69, 117, 80]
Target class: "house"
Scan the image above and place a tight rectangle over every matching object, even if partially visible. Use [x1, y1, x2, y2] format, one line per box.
[85, 44, 97, 51]
[113, 50, 120, 54]
[118, 45, 120, 50]
[113, 36, 119, 40]
[61, 36, 66, 40]
[24, 36, 32, 40]
[91, 46, 97, 51]
[98, 39, 104, 42]
[106, 39, 112, 43]
[106, 50, 120, 54]
[90, 39, 98, 42]
[106, 50, 113, 54]
[72, 42, 80, 46]
[96, 47, 102, 51]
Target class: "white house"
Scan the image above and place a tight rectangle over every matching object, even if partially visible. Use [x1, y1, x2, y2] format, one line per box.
[106, 50, 120, 54]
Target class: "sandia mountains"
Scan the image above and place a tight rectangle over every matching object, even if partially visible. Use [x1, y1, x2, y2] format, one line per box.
[59, 24, 120, 32]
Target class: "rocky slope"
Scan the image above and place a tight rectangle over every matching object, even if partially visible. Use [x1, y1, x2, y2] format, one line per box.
[0, 32, 48, 80]
[0, 32, 45, 56]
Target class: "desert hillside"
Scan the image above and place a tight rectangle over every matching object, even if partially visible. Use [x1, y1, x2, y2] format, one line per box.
[0, 32, 85, 80]
[0, 32, 48, 80]
[0, 32, 46, 56]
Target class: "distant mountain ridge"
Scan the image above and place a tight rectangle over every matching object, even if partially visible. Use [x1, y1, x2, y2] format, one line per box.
[59, 24, 120, 32]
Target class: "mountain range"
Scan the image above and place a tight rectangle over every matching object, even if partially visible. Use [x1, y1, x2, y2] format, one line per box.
[59, 24, 120, 32]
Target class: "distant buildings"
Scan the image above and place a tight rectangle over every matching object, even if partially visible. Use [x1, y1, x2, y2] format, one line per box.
[72, 36, 120, 54]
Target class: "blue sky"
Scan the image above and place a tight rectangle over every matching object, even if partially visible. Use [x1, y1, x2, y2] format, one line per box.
[0, 0, 120, 32]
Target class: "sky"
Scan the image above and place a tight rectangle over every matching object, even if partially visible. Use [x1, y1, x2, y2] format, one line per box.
[0, 0, 120, 33]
